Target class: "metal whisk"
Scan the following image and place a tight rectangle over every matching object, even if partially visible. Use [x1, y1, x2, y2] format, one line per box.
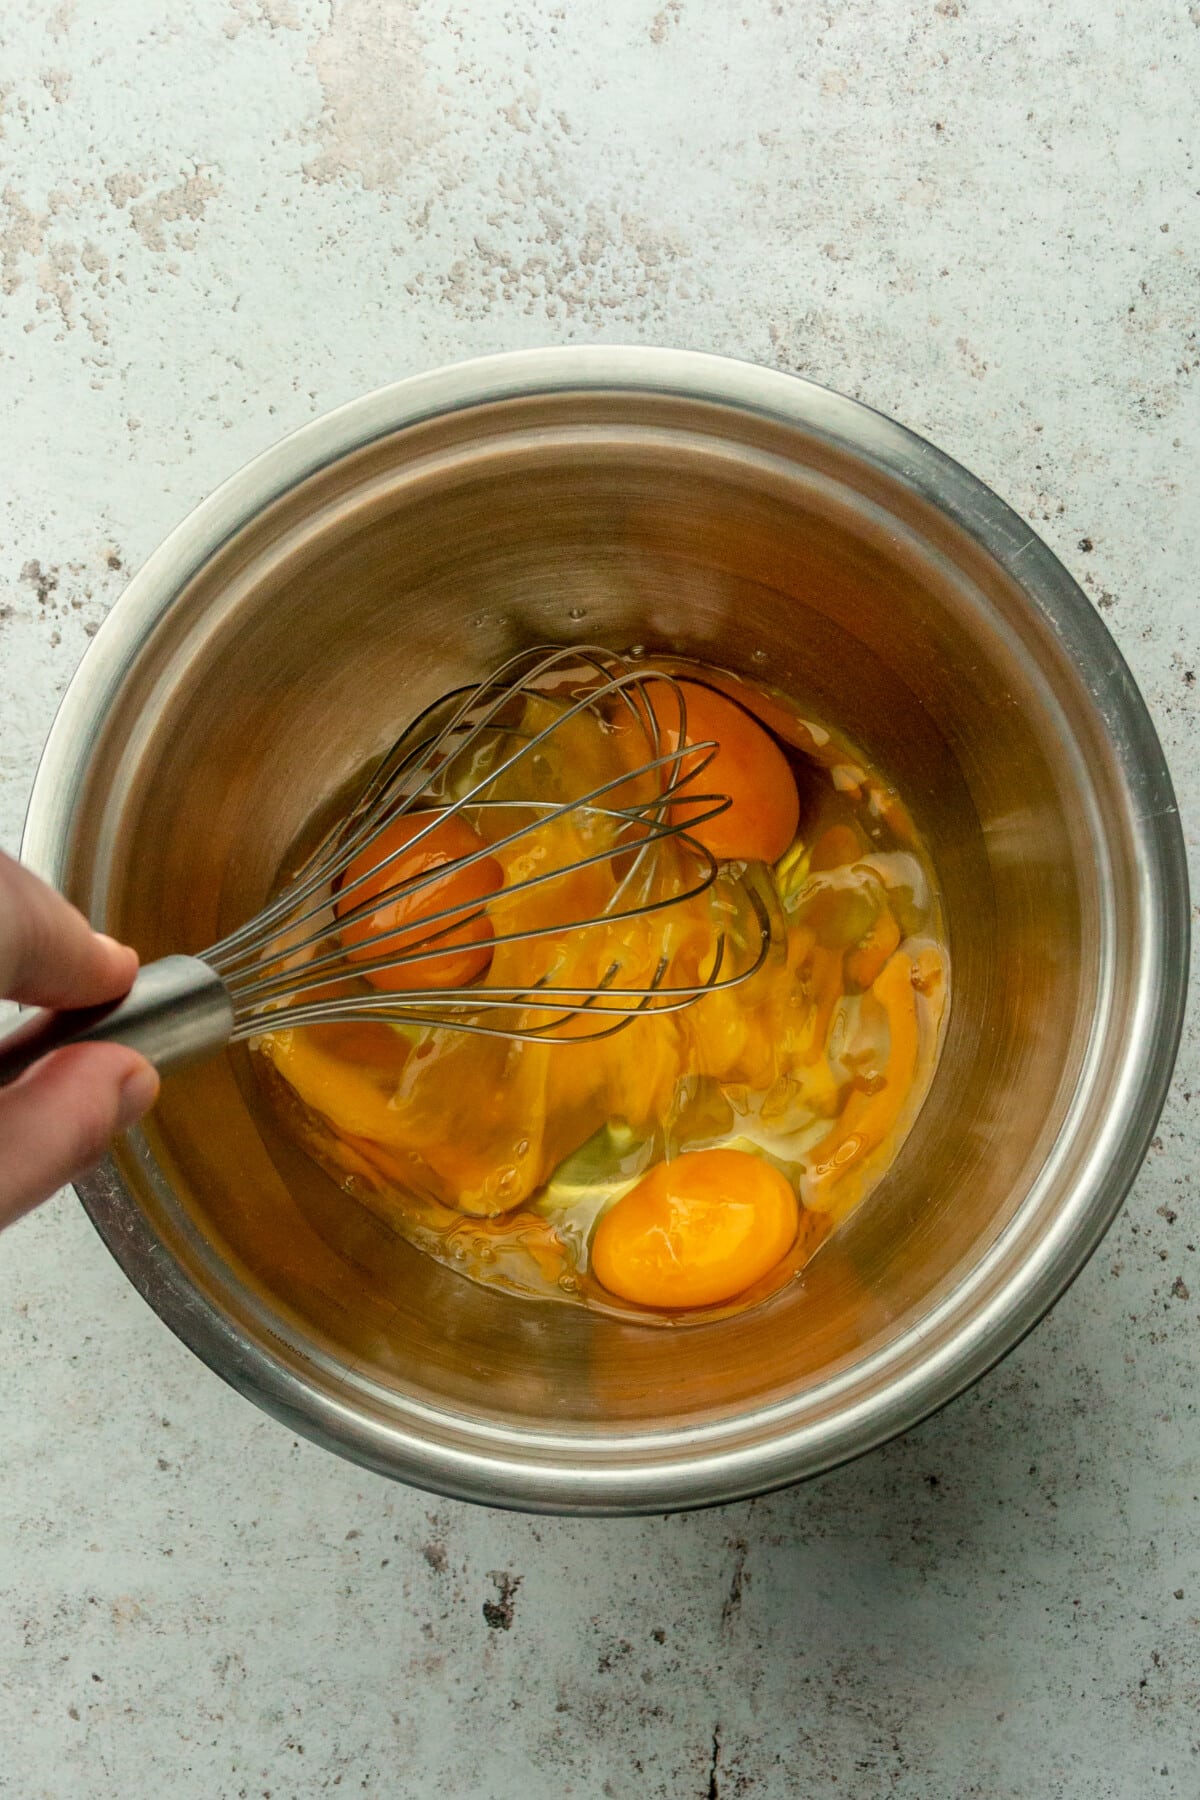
[0, 646, 772, 1088]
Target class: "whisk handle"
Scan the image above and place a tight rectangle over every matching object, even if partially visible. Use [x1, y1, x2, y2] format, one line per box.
[0, 955, 235, 1090]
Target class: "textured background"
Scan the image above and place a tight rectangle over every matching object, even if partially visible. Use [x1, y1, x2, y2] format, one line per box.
[1, 2, 1198, 1795]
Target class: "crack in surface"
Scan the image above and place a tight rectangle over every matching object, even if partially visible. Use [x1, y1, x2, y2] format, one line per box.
[706, 1724, 722, 1799]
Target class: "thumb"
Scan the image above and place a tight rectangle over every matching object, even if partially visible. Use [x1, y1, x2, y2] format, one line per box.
[0, 1043, 159, 1230]
[0, 850, 138, 1008]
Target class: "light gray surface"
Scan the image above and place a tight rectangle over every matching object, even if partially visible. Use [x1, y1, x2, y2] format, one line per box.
[1, 1, 1196, 1794]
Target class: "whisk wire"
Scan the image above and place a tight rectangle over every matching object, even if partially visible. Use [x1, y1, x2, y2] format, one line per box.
[204, 647, 772, 1042]
[211, 744, 726, 984]
[208, 647, 700, 965]
[228, 887, 770, 1046]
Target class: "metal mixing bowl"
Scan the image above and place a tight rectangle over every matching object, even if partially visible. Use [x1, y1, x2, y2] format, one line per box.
[23, 347, 1188, 1513]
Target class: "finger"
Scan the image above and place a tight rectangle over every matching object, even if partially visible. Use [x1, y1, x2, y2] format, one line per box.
[0, 1043, 159, 1229]
[0, 850, 138, 1008]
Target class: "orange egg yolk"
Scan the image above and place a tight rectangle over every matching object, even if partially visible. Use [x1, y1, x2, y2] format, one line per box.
[648, 680, 800, 865]
[590, 1148, 799, 1309]
[335, 811, 503, 991]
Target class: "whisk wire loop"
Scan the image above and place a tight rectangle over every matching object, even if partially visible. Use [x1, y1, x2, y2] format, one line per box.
[205, 647, 774, 1043]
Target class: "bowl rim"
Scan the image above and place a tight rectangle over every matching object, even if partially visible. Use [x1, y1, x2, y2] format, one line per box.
[23, 346, 1190, 1513]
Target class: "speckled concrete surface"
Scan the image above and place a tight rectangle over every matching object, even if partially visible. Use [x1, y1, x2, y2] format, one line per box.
[1, 2, 1197, 1795]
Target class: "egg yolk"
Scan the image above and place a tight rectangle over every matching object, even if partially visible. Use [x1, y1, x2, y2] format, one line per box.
[335, 811, 503, 991]
[648, 681, 800, 865]
[590, 1148, 799, 1309]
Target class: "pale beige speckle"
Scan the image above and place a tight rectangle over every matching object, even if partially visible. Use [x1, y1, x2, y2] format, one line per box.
[79, 240, 109, 283]
[955, 336, 989, 380]
[650, 0, 683, 44]
[37, 237, 79, 330]
[500, 98, 535, 135]
[225, 0, 302, 36]
[1, 186, 46, 296]
[104, 170, 146, 208]
[39, 67, 72, 106]
[304, 0, 437, 193]
[127, 171, 220, 255]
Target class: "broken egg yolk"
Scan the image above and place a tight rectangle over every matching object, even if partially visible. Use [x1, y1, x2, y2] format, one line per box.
[646, 680, 800, 865]
[335, 811, 503, 991]
[590, 1148, 800, 1309]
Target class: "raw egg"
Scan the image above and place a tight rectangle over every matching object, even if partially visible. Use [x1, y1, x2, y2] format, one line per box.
[262, 666, 950, 1319]
[590, 1147, 800, 1309]
[336, 810, 503, 991]
[648, 680, 801, 865]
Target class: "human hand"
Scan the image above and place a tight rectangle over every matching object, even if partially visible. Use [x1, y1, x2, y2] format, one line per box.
[0, 850, 159, 1229]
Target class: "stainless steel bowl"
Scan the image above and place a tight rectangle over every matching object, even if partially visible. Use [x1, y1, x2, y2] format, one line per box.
[23, 347, 1188, 1513]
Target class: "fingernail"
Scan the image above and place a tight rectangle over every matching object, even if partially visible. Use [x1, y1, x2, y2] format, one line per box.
[96, 933, 137, 963]
[116, 1063, 160, 1131]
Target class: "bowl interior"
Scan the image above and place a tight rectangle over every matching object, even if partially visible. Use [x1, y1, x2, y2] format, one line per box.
[63, 387, 1133, 1446]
